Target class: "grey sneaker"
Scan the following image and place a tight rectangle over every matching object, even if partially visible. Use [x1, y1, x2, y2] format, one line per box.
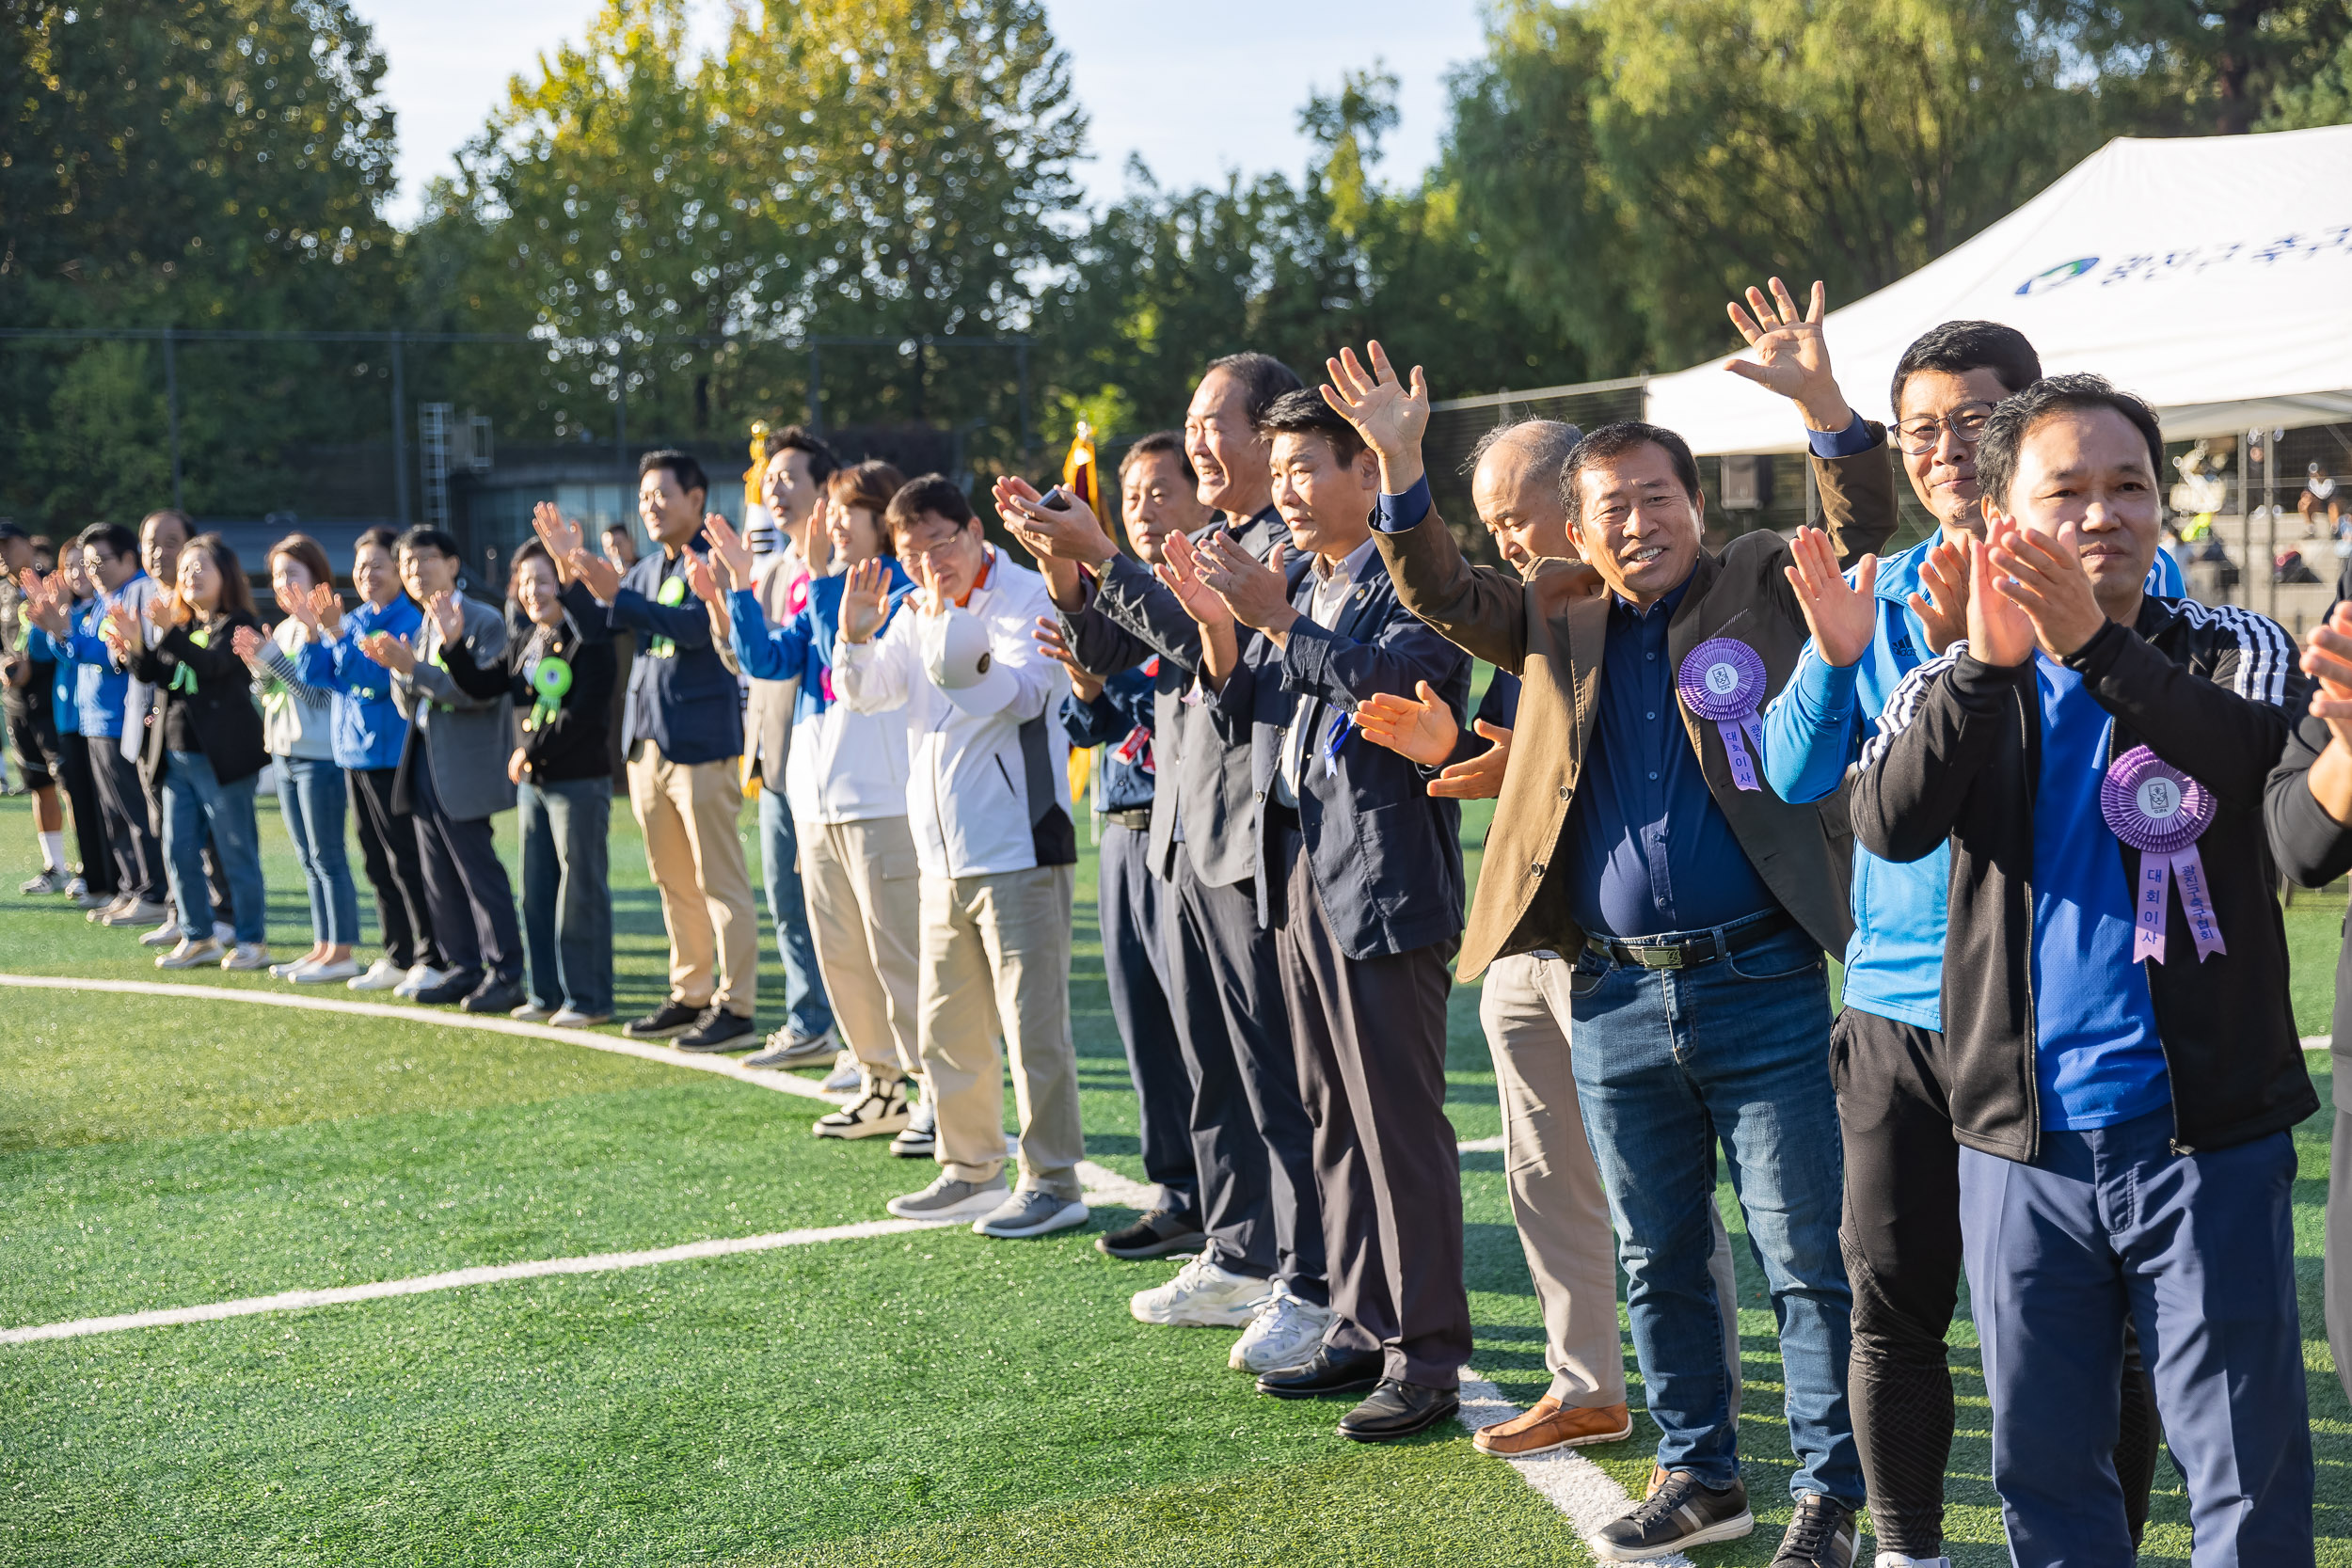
[1593, 1469, 1754, 1562]
[20, 868, 69, 895]
[744, 1024, 837, 1069]
[884, 1172, 1009, 1221]
[971, 1189, 1089, 1240]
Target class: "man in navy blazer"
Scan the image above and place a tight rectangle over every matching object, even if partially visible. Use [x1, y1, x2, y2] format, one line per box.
[1167, 388, 1472, 1442]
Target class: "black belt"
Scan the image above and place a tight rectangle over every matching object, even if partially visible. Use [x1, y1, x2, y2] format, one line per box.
[1583, 909, 1796, 971]
[1104, 807, 1152, 832]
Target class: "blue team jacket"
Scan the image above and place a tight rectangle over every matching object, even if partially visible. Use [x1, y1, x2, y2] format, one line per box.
[303, 594, 423, 772]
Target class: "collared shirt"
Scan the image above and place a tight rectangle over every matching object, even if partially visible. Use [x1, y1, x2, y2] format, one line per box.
[1274, 535, 1379, 807]
[1562, 578, 1778, 940]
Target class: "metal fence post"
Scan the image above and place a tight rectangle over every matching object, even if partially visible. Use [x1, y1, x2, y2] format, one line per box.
[389, 329, 410, 526]
[613, 338, 628, 471]
[162, 326, 183, 511]
[807, 342, 823, 435]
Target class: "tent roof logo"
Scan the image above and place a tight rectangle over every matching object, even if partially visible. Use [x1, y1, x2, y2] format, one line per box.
[2016, 257, 2099, 296]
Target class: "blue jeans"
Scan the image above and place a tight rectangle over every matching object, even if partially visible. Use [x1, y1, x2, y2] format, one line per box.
[160, 751, 266, 945]
[1567, 921, 1861, 1502]
[1963, 1109, 2312, 1567]
[758, 787, 833, 1040]
[518, 778, 613, 1017]
[277, 756, 359, 945]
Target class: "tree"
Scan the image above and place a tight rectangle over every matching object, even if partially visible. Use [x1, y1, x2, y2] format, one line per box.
[2030, 0, 2352, 136]
[2260, 27, 2352, 125]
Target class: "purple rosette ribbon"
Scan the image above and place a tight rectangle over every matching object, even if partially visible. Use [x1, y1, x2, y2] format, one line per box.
[2099, 745, 2224, 964]
[1677, 638, 1769, 792]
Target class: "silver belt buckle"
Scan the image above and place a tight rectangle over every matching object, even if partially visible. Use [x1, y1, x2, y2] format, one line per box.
[1631, 944, 1683, 970]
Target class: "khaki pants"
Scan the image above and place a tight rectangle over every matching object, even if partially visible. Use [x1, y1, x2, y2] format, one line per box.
[1482, 951, 1742, 1411]
[921, 863, 1084, 1201]
[627, 742, 757, 1017]
[803, 814, 922, 1083]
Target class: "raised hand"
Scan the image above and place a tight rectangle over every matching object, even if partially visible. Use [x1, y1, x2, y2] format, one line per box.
[1965, 532, 2034, 667]
[532, 500, 585, 566]
[1356, 681, 1461, 768]
[1153, 531, 1235, 630]
[1988, 522, 2104, 657]
[1908, 538, 1968, 655]
[1432, 719, 1514, 800]
[1319, 340, 1429, 490]
[1032, 616, 1102, 702]
[230, 625, 267, 662]
[359, 629, 417, 674]
[1724, 278, 1854, 434]
[838, 557, 892, 645]
[147, 585, 191, 630]
[424, 590, 465, 648]
[20, 569, 69, 636]
[2304, 602, 2352, 751]
[990, 474, 1118, 569]
[1782, 526, 1878, 668]
[566, 548, 623, 605]
[701, 511, 754, 591]
[101, 607, 140, 657]
[684, 550, 722, 607]
[1195, 531, 1296, 637]
[276, 581, 322, 636]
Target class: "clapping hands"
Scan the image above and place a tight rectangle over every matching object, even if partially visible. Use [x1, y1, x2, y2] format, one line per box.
[1354, 681, 1518, 800]
[359, 629, 418, 674]
[1782, 526, 1878, 669]
[700, 511, 755, 591]
[839, 557, 893, 645]
[1032, 616, 1101, 702]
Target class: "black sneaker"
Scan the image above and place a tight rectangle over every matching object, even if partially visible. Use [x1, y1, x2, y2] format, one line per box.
[413, 970, 485, 1006]
[1096, 1207, 1208, 1260]
[624, 1001, 703, 1039]
[1592, 1469, 1754, 1563]
[675, 1008, 756, 1052]
[460, 975, 527, 1015]
[1770, 1492, 1859, 1567]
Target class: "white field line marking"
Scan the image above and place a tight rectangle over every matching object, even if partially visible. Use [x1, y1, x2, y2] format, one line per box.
[1456, 1373, 1678, 1565]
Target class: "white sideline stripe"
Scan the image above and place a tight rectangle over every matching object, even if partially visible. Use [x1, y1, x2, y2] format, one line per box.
[1456, 1374, 1680, 1565]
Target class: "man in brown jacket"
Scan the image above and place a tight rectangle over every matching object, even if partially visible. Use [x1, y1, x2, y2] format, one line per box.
[1324, 334, 1893, 1567]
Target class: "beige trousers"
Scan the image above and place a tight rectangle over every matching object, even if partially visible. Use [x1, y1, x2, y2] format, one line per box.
[627, 742, 758, 1017]
[920, 863, 1084, 1201]
[802, 814, 922, 1083]
[1482, 951, 1743, 1412]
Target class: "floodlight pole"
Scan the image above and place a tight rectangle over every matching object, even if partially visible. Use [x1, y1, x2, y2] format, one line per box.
[162, 326, 183, 511]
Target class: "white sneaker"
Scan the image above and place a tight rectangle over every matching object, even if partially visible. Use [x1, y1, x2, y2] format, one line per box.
[155, 937, 224, 969]
[104, 897, 168, 927]
[821, 1047, 862, 1095]
[139, 919, 183, 948]
[211, 921, 237, 944]
[1228, 1280, 1337, 1373]
[813, 1077, 912, 1139]
[509, 1002, 555, 1022]
[346, 956, 407, 991]
[1878, 1556, 1952, 1568]
[268, 958, 309, 979]
[1129, 1256, 1276, 1327]
[392, 963, 448, 1000]
[548, 1006, 610, 1028]
[220, 942, 269, 972]
[293, 957, 360, 984]
[20, 868, 69, 895]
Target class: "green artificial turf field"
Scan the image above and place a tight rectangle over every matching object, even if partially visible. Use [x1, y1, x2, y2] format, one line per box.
[2, 783, 2348, 1566]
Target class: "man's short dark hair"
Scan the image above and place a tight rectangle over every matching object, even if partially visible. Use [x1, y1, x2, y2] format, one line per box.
[1469, 419, 1584, 483]
[0, 522, 27, 546]
[883, 474, 976, 538]
[599, 521, 631, 540]
[1119, 430, 1195, 483]
[140, 508, 193, 540]
[1890, 321, 2042, 417]
[396, 525, 461, 560]
[1559, 421, 1703, 526]
[76, 522, 138, 561]
[638, 449, 709, 500]
[1975, 372, 2164, 515]
[767, 424, 840, 487]
[357, 527, 401, 555]
[1205, 353, 1306, 424]
[1255, 388, 1365, 467]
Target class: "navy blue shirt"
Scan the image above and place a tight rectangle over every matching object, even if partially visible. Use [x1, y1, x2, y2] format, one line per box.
[1062, 663, 1157, 815]
[1563, 580, 1778, 940]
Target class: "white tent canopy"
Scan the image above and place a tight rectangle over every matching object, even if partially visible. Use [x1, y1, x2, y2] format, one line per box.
[1643, 124, 2352, 456]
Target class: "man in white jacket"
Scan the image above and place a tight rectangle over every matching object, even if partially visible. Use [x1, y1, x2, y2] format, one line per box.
[834, 474, 1089, 1240]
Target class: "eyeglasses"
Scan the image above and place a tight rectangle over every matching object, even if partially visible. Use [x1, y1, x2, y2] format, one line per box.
[1896, 403, 1995, 455]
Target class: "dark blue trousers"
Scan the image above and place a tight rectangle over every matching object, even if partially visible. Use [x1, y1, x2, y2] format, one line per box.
[1099, 820, 1197, 1217]
[1961, 1107, 2313, 1567]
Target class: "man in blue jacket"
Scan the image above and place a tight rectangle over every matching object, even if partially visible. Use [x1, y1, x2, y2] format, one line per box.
[568, 451, 758, 1053]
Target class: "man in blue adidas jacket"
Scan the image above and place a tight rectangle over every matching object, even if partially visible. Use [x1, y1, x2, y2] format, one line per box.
[1742, 285, 2179, 1568]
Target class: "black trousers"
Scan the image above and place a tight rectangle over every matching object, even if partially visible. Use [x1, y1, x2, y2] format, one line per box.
[56, 732, 113, 895]
[89, 736, 164, 904]
[349, 766, 437, 970]
[1100, 821, 1198, 1215]
[408, 758, 518, 985]
[2327, 1086, 2352, 1410]
[1167, 849, 1325, 1300]
[1832, 1006, 2158, 1557]
[1274, 819, 1469, 1389]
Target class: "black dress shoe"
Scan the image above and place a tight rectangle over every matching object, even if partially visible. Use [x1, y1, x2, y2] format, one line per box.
[1095, 1208, 1207, 1260]
[413, 970, 484, 1006]
[675, 1007, 756, 1052]
[1254, 1345, 1384, 1400]
[461, 976, 527, 1015]
[1336, 1378, 1460, 1443]
[623, 1001, 703, 1039]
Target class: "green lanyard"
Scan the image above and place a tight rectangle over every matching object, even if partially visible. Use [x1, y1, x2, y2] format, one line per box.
[647, 572, 687, 657]
[168, 627, 212, 694]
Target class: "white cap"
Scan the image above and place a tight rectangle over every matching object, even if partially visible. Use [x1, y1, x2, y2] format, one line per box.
[926, 609, 996, 690]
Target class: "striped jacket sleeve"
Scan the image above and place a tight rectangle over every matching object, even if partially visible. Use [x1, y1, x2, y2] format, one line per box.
[2065, 606, 2305, 812]
[1850, 642, 2022, 865]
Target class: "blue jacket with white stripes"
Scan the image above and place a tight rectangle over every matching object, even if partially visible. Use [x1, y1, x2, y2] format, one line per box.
[1849, 594, 2313, 1163]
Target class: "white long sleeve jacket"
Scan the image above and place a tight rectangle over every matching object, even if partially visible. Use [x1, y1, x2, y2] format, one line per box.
[832, 547, 1074, 879]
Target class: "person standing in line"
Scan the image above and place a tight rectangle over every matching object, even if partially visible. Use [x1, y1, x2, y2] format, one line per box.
[1030, 431, 1212, 1259]
[360, 527, 524, 1015]
[43, 523, 167, 927]
[1337, 330, 1885, 1564]
[564, 451, 759, 1053]
[698, 466, 930, 1139]
[121, 508, 230, 951]
[232, 533, 361, 984]
[598, 521, 639, 787]
[1857, 375, 2314, 1566]
[995, 355, 1330, 1374]
[21, 546, 113, 908]
[1747, 292, 2168, 1568]
[0, 523, 71, 894]
[738, 426, 841, 1072]
[833, 475, 1088, 1240]
[109, 533, 270, 972]
[436, 527, 614, 1027]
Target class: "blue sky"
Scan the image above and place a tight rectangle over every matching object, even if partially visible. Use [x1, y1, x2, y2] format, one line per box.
[350, 0, 1492, 227]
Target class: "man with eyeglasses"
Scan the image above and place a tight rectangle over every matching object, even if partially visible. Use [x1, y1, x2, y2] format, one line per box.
[1749, 300, 2181, 1568]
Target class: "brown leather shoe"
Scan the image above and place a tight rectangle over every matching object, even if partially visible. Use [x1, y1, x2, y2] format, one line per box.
[1471, 1396, 1633, 1457]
